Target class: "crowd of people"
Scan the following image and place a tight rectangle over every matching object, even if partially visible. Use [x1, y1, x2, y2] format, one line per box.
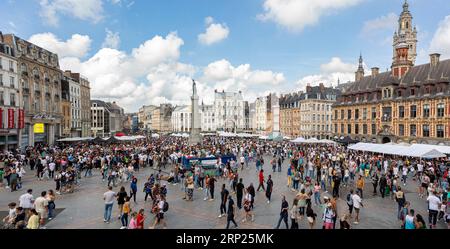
[1, 135, 449, 229]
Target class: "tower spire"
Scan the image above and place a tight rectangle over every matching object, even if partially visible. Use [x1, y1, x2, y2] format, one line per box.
[355, 53, 365, 82]
[403, 0, 409, 12]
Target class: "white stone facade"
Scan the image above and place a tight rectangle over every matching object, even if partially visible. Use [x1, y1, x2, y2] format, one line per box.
[214, 90, 244, 132]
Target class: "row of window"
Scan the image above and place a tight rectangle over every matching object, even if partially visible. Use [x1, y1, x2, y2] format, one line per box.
[334, 123, 446, 138]
[399, 104, 445, 118]
[335, 103, 446, 120]
[0, 92, 17, 106]
[0, 58, 15, 72]
[0, 74, 16, 88]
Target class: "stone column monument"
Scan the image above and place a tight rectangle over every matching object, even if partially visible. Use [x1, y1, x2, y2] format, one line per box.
[189, 79, 201, 145]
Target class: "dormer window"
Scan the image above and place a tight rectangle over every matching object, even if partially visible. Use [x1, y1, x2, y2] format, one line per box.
[410, 88, 415, 96]
[383, 88, 392, 99]
[397, 90, 402, 97]
[425, 87, 430, 94]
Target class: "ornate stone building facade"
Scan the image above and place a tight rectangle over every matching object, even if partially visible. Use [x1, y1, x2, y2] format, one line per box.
[280, 83, 339, 139]
[3, 34, 63, 146]
[332, 1, 450, 145]
[214, 90, 245, 132]
[0, 33, 21, 150]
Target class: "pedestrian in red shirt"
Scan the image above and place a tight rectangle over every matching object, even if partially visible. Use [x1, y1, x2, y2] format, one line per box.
[136, 209, 145, 229]
[257, 170, 265, 192]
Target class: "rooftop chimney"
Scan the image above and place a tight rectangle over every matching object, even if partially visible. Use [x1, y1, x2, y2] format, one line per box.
[306, 83, 312, 93]
[430, 53, 441, 67]
[371, 67, 380, 77]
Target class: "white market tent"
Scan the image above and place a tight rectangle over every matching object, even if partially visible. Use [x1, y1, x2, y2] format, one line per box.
[290, 137, 306, 143]
[151, 133, 160, 138]
[289, 137, 337, 145]
[115, 135, 146, 141]
[57, 137, 94, 142]
[305, 138, 319, 143]
[409, 144, 450, 155]
[259, 135, 269, 140]
[319, 139, 338, 145]
[218, 132, 237, 137]
[348, 142, 447, 158]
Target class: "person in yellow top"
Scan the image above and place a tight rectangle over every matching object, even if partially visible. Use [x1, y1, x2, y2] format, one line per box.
[356, 176, 365, 199]
[120, 197, 131, 229]
[26, 209, 40, 229]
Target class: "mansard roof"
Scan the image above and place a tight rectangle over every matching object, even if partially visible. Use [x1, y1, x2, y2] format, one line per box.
[342, 58, 450, 95]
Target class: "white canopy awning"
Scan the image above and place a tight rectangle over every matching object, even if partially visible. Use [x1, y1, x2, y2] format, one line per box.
[57, 137, 94, 142]
[348, 142, 447, 158]
[290, 137, 306, 143]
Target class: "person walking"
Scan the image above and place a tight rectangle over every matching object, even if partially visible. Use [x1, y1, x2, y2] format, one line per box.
[356, 175, 365, 199]
[236, 178, 244, 209]
[427, 190, 442, 229]
[379, 174, 387, 198]
[46, 190, 56, 220]
[306, 203, 317, 229]
[351, 191, 363, 224]
[225, 196, 238, 229]
[120, 197, 131, 229]
[117, 186, 128, 219]
[219, 184, 229, 218]
[209, 176, 216, 201]
[290, 199, 299, 229]
[103, 186, 116, 224]
[130, 177, 138, 204]
[34, 191, 49, 228]
[266, 175, 273, 204]
[371, 171, 379, 196]
[257, 170, 265, 192]
[395, 186, 406, 220]
[248, 184, 256, 210]
[275, 195, 289, 229]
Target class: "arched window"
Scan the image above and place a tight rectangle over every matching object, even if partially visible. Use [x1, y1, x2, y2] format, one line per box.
[406, 22, 409, 29]
[32, 68, 39, 77]
[21, 63, 27, 74]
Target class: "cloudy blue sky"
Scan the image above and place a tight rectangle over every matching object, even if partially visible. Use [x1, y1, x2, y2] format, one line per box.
[1, 0, 449, 112]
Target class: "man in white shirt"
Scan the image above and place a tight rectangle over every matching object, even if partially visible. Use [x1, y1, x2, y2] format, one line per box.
[103, 186, 116, 223]
[351, 191, 363, 225]
[34, 191, 49, 227]
[427, 191, 441, 229]
[49, 162, 56, 179]
[19, 189, 34, 210]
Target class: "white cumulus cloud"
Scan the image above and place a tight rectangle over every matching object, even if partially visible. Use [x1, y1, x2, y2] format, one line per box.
[297, 57, 359, 90]
[430, 15, 450, 59]
[258, 0, 362, 32]
[198, 17, 230, 45]
[39, 0, 104, 26]
[42, 31, 284, 111]
[361, 12, 398, 37]
[29, 32, 92, 58]
[101, 29, 121, 49]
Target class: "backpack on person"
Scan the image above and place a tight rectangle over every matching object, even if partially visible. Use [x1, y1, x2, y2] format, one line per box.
[163, 201, 169, 212]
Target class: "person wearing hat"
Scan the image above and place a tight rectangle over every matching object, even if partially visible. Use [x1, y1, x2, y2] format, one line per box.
[322, 201, 335, 229]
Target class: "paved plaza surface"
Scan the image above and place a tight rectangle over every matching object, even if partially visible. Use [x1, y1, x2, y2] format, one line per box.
[0, 155, 446, 229]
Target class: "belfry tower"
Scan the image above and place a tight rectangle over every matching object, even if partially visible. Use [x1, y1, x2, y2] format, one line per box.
[392, 0, 417, 73]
